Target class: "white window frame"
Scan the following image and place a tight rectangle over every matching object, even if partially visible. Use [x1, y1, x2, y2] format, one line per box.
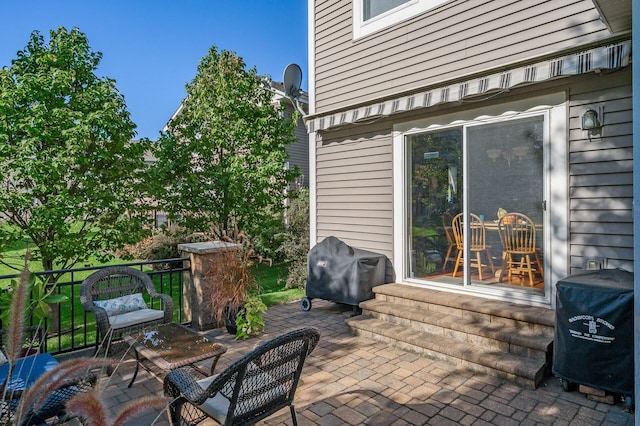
[353, 0, 448, 39]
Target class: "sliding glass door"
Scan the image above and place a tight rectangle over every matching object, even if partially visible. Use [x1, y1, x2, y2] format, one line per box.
[406, 114, 546, 294]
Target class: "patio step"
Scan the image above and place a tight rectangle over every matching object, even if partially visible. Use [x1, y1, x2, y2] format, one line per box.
[346, 284, 554, 389]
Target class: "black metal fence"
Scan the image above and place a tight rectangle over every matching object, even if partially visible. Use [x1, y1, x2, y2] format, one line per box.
[0, 258, 189, 355]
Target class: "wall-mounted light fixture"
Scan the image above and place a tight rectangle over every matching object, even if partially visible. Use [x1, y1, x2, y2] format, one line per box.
[581, 109, 601, 130]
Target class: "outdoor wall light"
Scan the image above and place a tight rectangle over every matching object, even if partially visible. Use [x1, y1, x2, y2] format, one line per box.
[581, 109, 600, 130]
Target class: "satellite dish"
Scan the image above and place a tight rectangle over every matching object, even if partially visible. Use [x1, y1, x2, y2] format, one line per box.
[283, 63, 302, 99]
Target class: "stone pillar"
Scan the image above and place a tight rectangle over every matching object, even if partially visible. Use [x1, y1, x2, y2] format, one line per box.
[178, 241, 240, 331]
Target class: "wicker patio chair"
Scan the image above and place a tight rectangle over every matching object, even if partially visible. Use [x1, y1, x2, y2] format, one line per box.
[164, 327, 321, 426]
[80, 266, 173, 355]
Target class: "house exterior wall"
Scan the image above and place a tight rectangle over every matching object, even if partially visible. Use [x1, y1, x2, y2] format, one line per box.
[315, 120, 394, 258]
[290, 114, 310, 187]
[567, 68, 633, 273]
[309, 0, 634, 407]
[309, 0, 632, 300]
[313, 69, 633, 275]
[313, 0, 612, 115]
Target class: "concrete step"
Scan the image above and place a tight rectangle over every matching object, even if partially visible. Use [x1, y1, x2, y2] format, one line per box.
[360, 298, 552, 361]
[346, 283, 555, 389]
[372, 284, 555, 338]
[347, 315, 548, 389]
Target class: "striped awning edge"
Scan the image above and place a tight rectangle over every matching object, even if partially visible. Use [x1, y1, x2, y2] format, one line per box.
[307, 40, 631, 133]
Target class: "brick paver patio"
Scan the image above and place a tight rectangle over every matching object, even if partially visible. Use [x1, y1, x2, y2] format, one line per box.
[75, 299, 633, 425]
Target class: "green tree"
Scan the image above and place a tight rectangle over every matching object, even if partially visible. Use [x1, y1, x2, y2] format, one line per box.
[282, 188, 309, 289]
[151, 46, 298, 245]
[0, 27, 151, 281]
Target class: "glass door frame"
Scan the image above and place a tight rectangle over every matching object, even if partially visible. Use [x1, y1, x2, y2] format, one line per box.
[393, 93, 568, 307]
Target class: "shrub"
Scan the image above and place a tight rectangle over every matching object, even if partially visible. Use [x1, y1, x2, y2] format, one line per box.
[282, 189, 309, 289]
[117, 225, 208, 269]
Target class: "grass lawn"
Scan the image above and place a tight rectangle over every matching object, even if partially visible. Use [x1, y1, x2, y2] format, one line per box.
[0, 239, 130, 278]
[252, 262, 305, 307]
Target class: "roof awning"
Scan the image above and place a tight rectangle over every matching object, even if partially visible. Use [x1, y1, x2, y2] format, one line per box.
[307, 40, 631, 133]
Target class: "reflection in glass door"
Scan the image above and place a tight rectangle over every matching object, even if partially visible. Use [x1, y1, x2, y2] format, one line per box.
[467, 115, 545, 292]
[406, 114, 545, 293]
[407, 128, 462, 282]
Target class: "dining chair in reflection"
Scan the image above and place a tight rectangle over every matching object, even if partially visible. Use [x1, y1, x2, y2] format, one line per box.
[452, 213, 495, 280]
[441, 212, 457, 272]
[497, 212, 543, 286]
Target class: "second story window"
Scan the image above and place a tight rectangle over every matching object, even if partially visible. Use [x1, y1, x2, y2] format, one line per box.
[354, 0, 449, 39]
[363, 0, 411, 21]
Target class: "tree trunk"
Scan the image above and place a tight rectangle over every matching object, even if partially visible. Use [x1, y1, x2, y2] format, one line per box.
[41, 259, 60, 334]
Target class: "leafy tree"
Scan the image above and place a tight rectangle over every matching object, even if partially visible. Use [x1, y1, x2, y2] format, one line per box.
[151, 46, 298, 246]
[282, 188, 309, 289]
[0, 27, 151, 281]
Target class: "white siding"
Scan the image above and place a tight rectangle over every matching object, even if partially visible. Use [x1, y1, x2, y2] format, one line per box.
[315, 122, 394, 258]
[313, 0, 612, 114]
[567, 68, 633, 272]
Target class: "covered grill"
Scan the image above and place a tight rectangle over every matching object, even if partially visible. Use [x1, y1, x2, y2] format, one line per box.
[553, 268, 634, 408]
[301, 236, 386, 313]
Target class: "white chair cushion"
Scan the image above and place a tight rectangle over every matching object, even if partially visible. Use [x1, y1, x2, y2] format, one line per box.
[108, 309, 164, 330]
[195, 368, 289, 423]
[196, 374, 229, 424]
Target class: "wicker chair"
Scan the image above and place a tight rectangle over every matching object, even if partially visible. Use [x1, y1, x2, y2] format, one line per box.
[164, 327, 321, 426]
[80, 266, 173, 354]
[0, 327, 99, 424]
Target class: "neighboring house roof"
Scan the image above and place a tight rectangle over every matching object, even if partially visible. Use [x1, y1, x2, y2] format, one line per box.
[268, 81, 309, 108]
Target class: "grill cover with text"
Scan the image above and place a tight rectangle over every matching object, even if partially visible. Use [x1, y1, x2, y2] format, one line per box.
[553, 268, 633, 396]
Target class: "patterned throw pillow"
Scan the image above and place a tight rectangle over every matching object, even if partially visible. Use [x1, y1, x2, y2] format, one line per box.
[93, 293, 148, 316]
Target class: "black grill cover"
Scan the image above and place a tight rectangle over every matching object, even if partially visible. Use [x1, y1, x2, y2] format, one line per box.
[553, 268, 634, 395]
[306, 236, 386, 306]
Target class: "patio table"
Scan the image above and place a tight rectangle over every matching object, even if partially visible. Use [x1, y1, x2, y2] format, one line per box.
[124, 322, 226, 388]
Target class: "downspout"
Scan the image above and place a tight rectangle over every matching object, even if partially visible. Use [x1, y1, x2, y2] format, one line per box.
[308, 0, 317, 247]
[632, 0, 639, 423]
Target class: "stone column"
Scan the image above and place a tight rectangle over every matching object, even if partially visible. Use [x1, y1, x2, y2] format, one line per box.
[178, 241, 240, 331]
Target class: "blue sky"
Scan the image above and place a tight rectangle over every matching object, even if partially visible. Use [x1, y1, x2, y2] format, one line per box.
[0, 1, 308, 140]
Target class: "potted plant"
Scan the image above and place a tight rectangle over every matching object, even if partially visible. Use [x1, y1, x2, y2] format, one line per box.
[234, 295, 267, 339]
[204, 230, 262, 335]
